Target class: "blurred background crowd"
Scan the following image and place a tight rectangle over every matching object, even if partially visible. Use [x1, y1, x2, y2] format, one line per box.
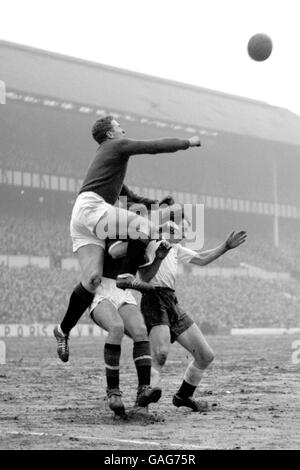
[0, 265, 299, 330]
[1, 44, 299, 330]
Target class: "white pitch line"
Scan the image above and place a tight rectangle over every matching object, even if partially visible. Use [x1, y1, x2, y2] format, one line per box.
[0, 430, 204, 449]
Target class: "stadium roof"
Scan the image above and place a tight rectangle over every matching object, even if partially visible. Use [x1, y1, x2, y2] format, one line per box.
[1, 40, 300, 146]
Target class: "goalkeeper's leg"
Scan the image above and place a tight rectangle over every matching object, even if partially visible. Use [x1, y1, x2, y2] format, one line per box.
[96, 206, 160, 292]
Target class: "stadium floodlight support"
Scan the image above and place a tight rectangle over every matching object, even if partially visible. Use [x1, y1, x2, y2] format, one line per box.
[272, 158, 279, 248]
[0, 340, 6, 364]
[0, 80, 5, 104]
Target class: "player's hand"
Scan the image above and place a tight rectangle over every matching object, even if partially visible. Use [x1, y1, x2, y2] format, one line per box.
[159, 195, 175, 206]
[188, 136, 201, 147]
[225, 231, 247, 250]
[155, 240, 172, 259]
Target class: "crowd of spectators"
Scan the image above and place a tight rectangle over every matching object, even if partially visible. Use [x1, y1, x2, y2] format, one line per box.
[0, 265, 299, 328]
[0, 265, 78, 324]
[204, 234, 300, 275]
[0, 214, 72, 257]
[1, 211, 300, 276]
[176, 274, 300, 330]
[1, 98, 299, 332]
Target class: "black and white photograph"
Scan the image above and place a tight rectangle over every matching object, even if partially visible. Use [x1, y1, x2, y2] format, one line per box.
[0, 0, 299, 452]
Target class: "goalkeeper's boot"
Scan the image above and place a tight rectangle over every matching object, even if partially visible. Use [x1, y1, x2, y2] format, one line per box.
[53, 325, 69, 362]
[172, 394, 209, 412]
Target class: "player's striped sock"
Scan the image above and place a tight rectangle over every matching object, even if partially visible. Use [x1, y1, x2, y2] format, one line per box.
[104, 343, 121, 390]
[60, 283, 94, 335]
[133, 341, 152, 386]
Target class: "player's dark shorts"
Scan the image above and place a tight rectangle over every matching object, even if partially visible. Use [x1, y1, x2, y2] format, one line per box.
[140, 288, 194, 343]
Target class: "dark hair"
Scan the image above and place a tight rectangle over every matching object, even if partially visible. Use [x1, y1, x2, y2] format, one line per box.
[91, 115, 114, 144]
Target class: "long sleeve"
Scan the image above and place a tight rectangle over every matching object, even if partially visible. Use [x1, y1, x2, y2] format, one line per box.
[120, 184, 158, 210]
[116, 137, 190, 156]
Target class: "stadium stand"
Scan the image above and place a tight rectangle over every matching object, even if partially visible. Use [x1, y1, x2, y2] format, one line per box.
[1, 98, 300, 205]
[0, 41, 299, 329]
[1, 204, 300, 273]
[0, 265, 299, 328]
[0, 265, 77, 324]
[176, 274, 300, 330]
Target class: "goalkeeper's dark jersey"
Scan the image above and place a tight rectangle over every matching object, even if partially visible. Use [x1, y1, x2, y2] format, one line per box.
[79, 137, 190, 205]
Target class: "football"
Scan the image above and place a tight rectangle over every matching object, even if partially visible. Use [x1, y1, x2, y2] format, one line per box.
[247, 33, 273, 61]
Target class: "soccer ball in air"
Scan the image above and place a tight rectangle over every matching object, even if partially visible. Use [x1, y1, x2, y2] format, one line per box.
[247, 33, 273, 61]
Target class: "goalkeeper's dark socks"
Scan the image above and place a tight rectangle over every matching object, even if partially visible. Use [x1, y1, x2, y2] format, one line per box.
[133, 341, 152, 386]
[104, 343, 121, 389]
[176, 380, 197, 399]
[60, 283, 94, 335]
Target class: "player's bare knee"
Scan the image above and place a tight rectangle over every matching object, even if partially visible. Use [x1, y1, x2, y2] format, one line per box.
[194, 348, 215, 369]
[206, 349, 215, 365]
[131, 325, 148, 342]
[84, 271, 102, 292]
[108, 323, 124, 342]
[155, 350, 168, 367]
[152, 343, 169, 366]
[203, 349, 215, 368]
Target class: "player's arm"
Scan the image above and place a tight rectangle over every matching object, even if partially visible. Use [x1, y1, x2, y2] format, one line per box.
[120, 184, 158, 210]
[116, 136, 201, 156]
[139, 241, 172, 282]
[190, 231, 247, 266]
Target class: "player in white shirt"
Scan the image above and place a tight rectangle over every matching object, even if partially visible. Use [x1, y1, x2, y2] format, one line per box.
[139, 221, 247, 411]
